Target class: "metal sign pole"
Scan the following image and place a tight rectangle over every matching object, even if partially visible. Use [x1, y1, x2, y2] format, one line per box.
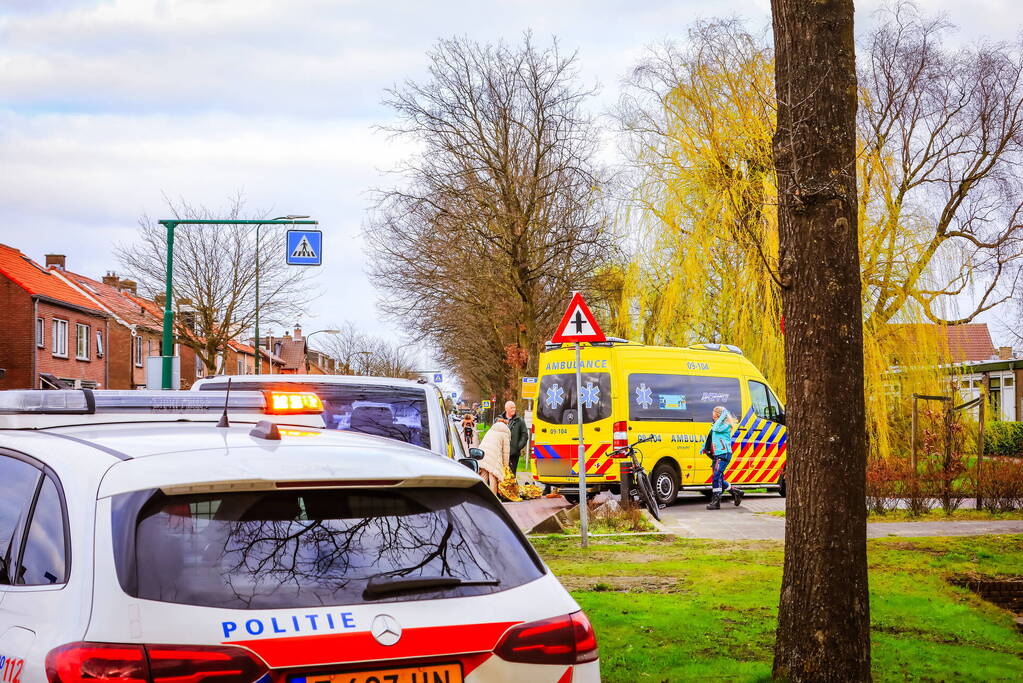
[575, 342, 588, 547]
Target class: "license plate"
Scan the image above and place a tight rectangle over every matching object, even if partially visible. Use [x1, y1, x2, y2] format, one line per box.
[296, 663, 463, 683]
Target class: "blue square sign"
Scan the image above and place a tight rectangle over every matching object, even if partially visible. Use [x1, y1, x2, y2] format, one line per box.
[286, 230, 322, 266]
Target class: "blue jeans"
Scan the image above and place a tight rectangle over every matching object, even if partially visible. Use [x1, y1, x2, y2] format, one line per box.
[712, 455, 732, 494]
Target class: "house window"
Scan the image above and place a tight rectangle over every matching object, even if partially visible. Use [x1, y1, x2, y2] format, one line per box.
[76, 324, 90, 360]
[52, 319, 68, 358]
[96, 330, 104, 357]
[196, 361, 204, 379]
[237, 357, 245, 375]
[36, 317, 44, 348]
[134, 336, 144, 367]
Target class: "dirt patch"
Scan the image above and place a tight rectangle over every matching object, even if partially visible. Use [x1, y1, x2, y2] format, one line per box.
[560, 574, 690, 594]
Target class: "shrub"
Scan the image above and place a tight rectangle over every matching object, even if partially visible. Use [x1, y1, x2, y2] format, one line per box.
[984, 421, 1023, 457]
[979, 459, 1023, 512]
[866, 457, 903, 515]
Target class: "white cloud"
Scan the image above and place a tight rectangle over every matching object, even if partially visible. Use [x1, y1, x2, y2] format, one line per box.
[0, 0, 1018, 351]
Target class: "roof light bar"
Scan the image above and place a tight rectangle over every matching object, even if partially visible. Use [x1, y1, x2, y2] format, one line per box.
[0, 390, 275, 415]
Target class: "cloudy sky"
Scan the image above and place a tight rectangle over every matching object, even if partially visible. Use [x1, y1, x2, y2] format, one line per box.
[1, 0, 1019, 369]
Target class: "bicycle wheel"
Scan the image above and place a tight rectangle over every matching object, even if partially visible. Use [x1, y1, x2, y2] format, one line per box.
[636, 470, 661, 521]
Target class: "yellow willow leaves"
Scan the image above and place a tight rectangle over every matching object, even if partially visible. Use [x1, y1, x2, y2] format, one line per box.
[621, 29, 953, 459]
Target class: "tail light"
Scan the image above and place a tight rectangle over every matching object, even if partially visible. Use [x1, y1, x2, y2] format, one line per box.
[612, 421, 628, 454]
[494, 611, 598, 665]
[264, 391, 323, 414]
[46, 642, 268, 683]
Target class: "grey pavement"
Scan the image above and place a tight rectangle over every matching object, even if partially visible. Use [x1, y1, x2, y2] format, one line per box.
[658, 492, 1023, 540]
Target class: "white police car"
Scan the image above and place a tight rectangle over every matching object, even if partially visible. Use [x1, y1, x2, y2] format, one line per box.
[0, 390, 598, 683]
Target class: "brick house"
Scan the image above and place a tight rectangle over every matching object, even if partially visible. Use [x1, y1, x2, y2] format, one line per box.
[267, 326, 339, 375]
[0, 247, 109, 389]
[54, 269, 164, 390]
[888, 323, 1021, 421]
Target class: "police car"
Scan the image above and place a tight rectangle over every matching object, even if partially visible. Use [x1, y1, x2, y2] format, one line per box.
[0, 390, 599, 683]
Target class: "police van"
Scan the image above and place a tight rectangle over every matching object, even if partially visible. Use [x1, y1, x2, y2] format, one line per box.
[0, 390, 598, 683]
[530, 341, 787, 504]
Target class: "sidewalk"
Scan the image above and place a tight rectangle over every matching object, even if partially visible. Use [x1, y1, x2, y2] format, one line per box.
[658, 493, 1023, 540]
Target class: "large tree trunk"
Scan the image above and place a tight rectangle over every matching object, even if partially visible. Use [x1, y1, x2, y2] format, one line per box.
[770, 1, 871, 680]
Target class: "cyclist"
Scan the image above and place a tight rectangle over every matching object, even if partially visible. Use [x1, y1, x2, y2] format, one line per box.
[704, 406, 744, 510]
[461, 411, 477, 446]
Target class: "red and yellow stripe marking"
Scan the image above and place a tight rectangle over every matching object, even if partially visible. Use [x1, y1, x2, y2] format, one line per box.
[533, 442, 616, 478]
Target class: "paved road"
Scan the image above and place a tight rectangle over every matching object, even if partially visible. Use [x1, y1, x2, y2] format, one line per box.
[658, 492, 1023, 540]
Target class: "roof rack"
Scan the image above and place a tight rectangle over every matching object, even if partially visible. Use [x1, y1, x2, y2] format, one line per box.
[689, 343, 744, 355]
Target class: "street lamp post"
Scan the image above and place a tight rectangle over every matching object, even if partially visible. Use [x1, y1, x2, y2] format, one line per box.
[157, 217, 317, 389]
[254, 215, 311, 375]
[302, 329, 340, 373]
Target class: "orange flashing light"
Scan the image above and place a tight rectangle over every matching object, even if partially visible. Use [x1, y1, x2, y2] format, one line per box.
[264, 391, 324, 414]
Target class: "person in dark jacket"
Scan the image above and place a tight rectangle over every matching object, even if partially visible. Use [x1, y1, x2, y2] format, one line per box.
[501, 400, 529, 473]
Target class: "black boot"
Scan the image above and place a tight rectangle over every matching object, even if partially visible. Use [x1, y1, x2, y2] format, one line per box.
[731, 487, 744, 506]
[706, 493, 721, 510]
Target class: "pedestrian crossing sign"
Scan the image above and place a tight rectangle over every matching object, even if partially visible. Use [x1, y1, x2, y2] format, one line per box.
[286, 229, 322, 266]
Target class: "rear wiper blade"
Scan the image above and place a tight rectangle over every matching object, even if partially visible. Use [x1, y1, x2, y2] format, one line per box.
[363, 575, 499, 599]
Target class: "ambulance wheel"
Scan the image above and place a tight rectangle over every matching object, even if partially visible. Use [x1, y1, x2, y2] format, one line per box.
[778, 474, 787, 498]
[651, 462, 679, 506]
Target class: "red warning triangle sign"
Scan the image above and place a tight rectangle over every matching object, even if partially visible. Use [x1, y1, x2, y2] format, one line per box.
[551, 292, 606, 344]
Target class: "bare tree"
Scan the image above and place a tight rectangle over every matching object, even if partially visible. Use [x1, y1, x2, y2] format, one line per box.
[771, 0, 871, 680]
[315, 322, 418, 378]
[365, 34, 618, 399]
[860, 1, 1023, 327]
[117, 195, 314, 373]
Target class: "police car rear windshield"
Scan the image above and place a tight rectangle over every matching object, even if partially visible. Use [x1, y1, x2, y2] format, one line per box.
[537, 373, 611, 424]
[111, 486, 543, 610]
[199, 381, 430, 450]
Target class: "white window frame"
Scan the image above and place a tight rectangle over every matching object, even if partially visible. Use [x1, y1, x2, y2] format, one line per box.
[76, 323, 90, 360]
[52, 319, 68, 358]
[36, 317, 44, 348]
[134, 336, 144, 367]
[95, 329, 104, 357]
[237, 357, 245, 375]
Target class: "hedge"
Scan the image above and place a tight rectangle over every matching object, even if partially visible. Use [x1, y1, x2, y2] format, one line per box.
[984, 420, 1023, 457]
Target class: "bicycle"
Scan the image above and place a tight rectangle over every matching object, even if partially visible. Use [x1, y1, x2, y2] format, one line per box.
[609, 435, 661, 521]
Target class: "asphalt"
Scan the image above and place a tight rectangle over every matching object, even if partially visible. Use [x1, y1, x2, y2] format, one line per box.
[657, 492, 1023, 540]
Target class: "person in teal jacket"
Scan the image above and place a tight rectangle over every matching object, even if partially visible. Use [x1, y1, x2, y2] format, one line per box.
[703, 406, 744, 510]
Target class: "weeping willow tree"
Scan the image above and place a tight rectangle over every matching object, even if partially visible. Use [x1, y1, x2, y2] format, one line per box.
[617, 6, 1023, 458]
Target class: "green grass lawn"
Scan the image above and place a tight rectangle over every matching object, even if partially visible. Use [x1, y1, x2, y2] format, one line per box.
[533, 535, 1023, 682]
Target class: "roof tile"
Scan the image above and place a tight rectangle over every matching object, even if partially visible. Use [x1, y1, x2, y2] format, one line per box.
[0, 243, 105, 313]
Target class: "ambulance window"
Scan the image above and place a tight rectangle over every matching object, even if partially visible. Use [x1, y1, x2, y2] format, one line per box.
[537, 373, 612, 424]
[628, 374, 741, 422]
[18, 476, 68, 585]
[749, 380, 784, 423]
[0, 455, 42, 585]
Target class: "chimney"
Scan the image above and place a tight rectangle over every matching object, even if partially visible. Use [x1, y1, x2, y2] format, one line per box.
[102, 271, 120, 287]
[155, 293, 166, 308]
[45, 254, 66, 270]
[294, 325, 303, 340]
[999, 346, 1013, 360]
[119, 279, 137, 295]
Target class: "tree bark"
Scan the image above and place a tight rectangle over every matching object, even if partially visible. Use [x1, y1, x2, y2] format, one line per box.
[770, 1, 871, 680]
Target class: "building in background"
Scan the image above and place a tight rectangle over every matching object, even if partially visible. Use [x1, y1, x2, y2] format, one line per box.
[54, 268, 163, 389]
[0, 247, 109, 389]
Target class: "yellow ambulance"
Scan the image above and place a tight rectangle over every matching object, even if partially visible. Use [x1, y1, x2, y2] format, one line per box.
[529, 340, 787, 504]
